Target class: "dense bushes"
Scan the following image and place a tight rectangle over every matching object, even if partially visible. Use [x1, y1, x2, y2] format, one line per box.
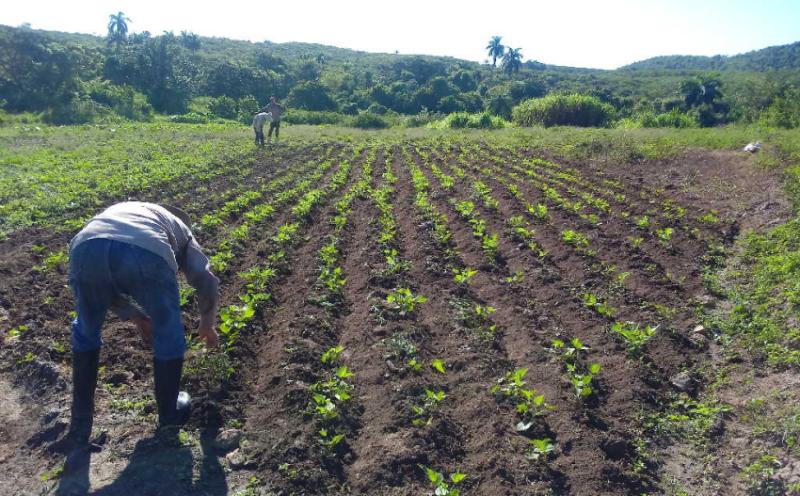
[82, 80, 153, 121]
[617, 109, 698, 129]
[429, 112, 507, 129]
[761, 87, 800, 129]
[283, 109, 344, 125]
[512, 94, 615, 127]
[349, 113, 389, 129]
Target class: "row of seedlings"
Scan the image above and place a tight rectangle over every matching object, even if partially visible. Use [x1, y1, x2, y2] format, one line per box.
[303, 146, 378, 464]
[207, 148, 355, 276]
[401, 144, 550, 491]
[213, 155, 357, 355]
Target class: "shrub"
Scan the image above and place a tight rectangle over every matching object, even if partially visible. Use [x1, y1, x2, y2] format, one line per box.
[168, 112, 212, 124]
[642, 109, 698, 128]
[44, 96, 114, 125]
[512, 93, 615, 127]
[367, 103, 388, 115]
[283, 109, 344, 125]
[429, 111, 507, 130]
[761, 87, 800, 129]
[617, 109, 698, 129]
[400, 111, 442, 128]
[349, 112, 389, 129]
[82, 80, 153, 121]
[208, 96, 238, 120]
[237, 95, 261, 124]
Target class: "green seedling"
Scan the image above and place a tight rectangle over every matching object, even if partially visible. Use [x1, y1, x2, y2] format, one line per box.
[420, 465, 466, 496]
[178, 286, 196, 307]
[431, 358, 446, 374]
[386, 288, 427, 315]
[491, 368, 552, 431]
[527, 203, 550, 222]
[582, 293, 616, 318]
[39, 464, 65, 482]
[550, 337, 589, 362]
[5, 324, 29, 343]
[17, 351, 36, 365]
[527, 438, 556, 462]
[568, 362, 601, 398]
[411, 389, 446, 426]
[219, 303, 255, 350]
[33, 250, 68, 273]
[656, 227, 674, 244]
[321, 345, 344, 364]
[383, 249, 409, 275]
[611, 321, 658, 356]
[452, 267, 477, 284]
[318, 428, 345, 450]
[505, 271, 525, 284]
[636, 216, 651, 229]
[562, 229, 589, 248]
[407, 358, 423, 373]
[481, 234, 499, 259]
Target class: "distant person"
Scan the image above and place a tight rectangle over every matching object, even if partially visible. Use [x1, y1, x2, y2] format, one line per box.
[252, 111, 272, 147]
[65, 202, 219, 448]
[259, 96, 285, 144]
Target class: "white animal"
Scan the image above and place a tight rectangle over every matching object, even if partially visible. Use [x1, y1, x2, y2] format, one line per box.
[743, 141, 762, 153]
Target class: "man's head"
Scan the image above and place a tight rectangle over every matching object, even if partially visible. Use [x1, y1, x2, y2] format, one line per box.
[270, 96, 277, 103]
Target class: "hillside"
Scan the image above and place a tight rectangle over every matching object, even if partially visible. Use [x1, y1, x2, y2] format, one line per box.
[1, 24, 799, 127]
[622, 41, 800, 71]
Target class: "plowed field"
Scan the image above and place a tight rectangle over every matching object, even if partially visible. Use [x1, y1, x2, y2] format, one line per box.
[0, 135, 785, 495]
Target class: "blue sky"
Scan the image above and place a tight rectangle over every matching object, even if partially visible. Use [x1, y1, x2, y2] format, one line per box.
[2, 0, 798, 69]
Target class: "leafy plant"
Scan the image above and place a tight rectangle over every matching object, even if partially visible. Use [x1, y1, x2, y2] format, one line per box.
[562, 229, 589, 248]
[567, 362, 601, 398]
[321, 345, 344, 364]
[431, 358, 446, 374]
[491, 368, 552, 431]
[410, 389, 447, 426]
[527, 438, 555, 462]
[656, 226, 674, 245]
[386, 287, 427, 315]
[611, 321, 658, 356]
[219, 303, 255, 351]
[452, 267, 477, 284]
[582, 292, 616, 318]
[384, 249, 410, 275]
[420, 465, 466, 496]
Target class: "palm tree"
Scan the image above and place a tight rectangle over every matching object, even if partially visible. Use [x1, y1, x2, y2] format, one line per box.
[107, 11, 131, 46]
[681, 76, 723, 107]
[486, 36, 505, 68]
[502, 48, 523, 75]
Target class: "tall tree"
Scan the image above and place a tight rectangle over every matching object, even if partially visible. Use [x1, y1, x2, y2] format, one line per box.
[486, 36, 505, 67]
[107, 12, 131, 47]
[502, 47, 523, 75]
[681, 75, 723, 107]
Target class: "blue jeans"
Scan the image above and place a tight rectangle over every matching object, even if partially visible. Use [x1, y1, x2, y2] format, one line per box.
[69, 238, 186, 360]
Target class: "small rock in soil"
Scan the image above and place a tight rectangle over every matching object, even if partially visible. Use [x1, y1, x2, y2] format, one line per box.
[670, 371, 695, 393]
[213, 429, 243, 452]
[225, 448, 247, 469]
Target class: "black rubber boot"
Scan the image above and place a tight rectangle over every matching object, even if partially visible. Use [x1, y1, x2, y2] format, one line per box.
[153, 358, 192, 428]
[68, 349, 100, 444]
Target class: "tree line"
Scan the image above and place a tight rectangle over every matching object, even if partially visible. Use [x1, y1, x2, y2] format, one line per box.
[0, 19, 798, 128]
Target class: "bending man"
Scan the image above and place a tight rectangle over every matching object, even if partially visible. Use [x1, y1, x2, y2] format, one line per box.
[67, 201, 219, 444]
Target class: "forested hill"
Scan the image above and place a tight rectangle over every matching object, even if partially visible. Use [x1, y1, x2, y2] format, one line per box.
[1, 23, 799, 128]
[622, 41, 800, 71]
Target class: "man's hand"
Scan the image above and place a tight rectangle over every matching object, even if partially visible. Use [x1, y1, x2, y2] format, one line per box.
[198, 321, 219, 349]
[131, 314, 153, 347]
